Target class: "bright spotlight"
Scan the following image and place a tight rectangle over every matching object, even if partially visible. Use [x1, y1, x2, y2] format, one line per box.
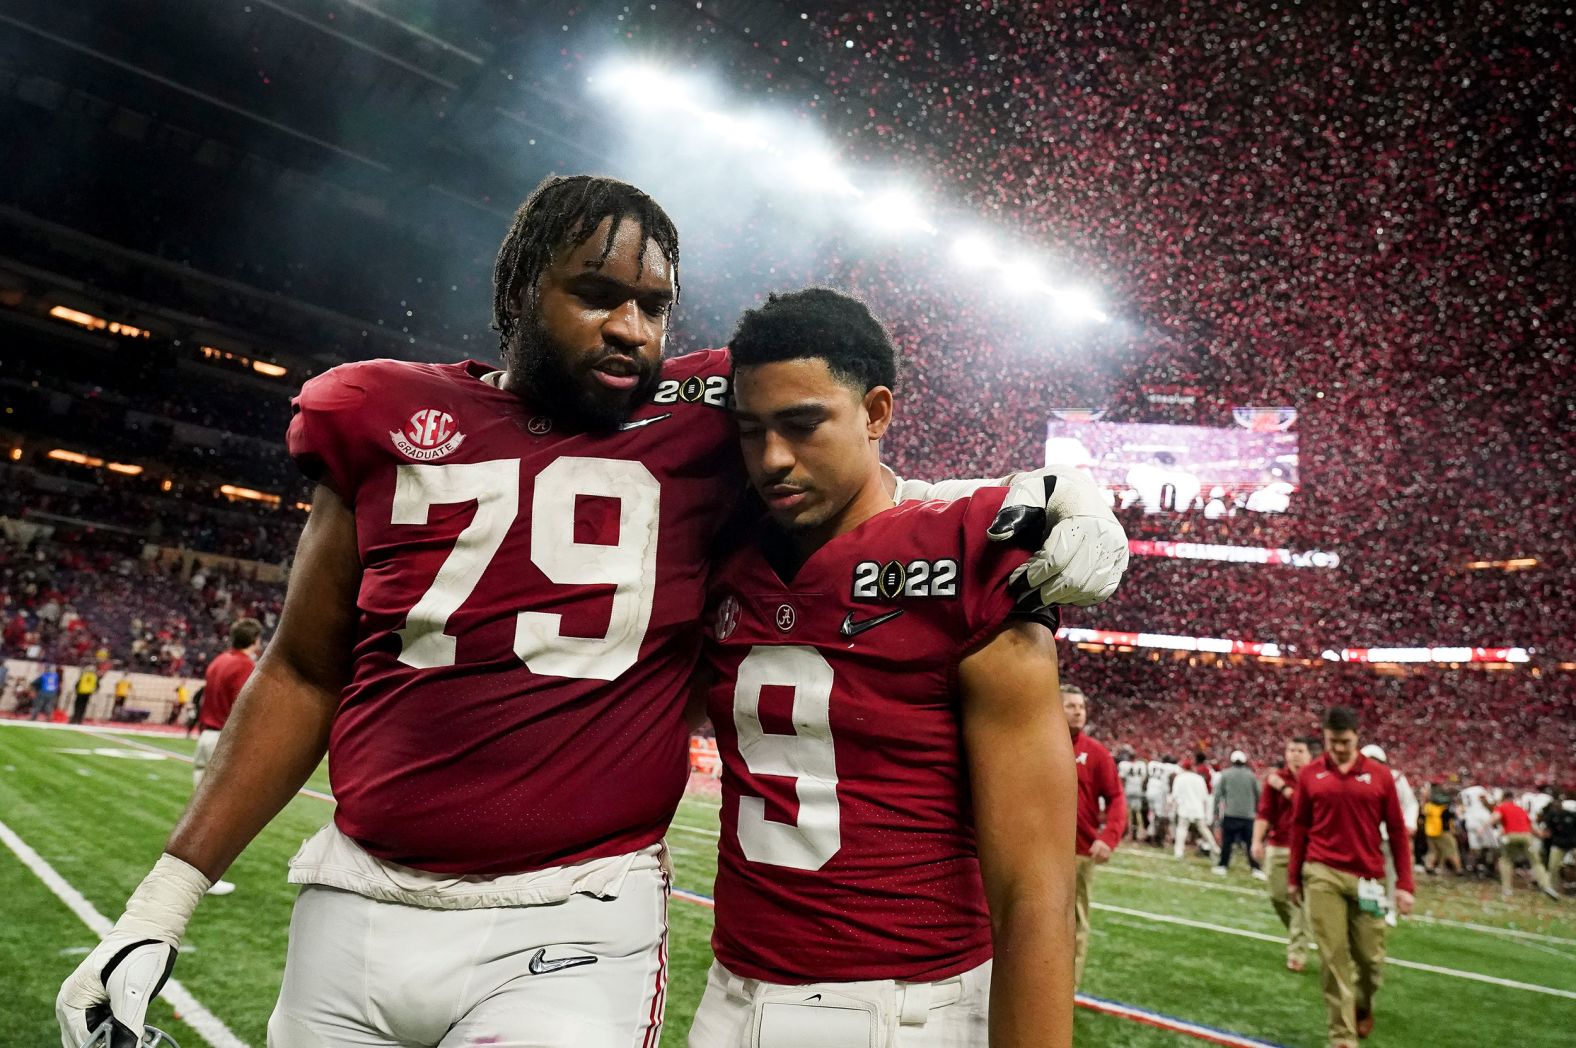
[1002, 257, 1051, 295]
[860, 187, 937, 236]
[950, 232, 996, 269]
[787, 150, 860, 197]
[590, 61, 705, 110]
[697, 110, 771, 150]
[1050, 287, 1109, 323]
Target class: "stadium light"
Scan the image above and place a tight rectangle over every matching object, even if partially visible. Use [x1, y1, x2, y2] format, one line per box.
[590, 61, 707, 111]
[787, 150, 860, 197]
[1050, 287, 1109, 324]
[48, 448, 104, 468]
[697, 110, 771, 150]
[1002, 257, 1051, 295]
[218, 483, 281, 506]
[860, 187, 937, 236]
[106, 462, 143, 476]
[48, 305, 148, 338]
[252, 360, 288, 378]
[950, 232, 996, 269]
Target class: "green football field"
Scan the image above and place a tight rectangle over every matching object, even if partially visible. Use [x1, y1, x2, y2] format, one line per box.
[2, 720, 1572, 1047]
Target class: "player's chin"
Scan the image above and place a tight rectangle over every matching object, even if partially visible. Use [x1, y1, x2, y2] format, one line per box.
[769, 498, 826, 533]
[575, 378, 658, 428]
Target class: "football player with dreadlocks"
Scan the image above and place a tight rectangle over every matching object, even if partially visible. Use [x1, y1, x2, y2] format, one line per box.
[59, 175, 1127, 1048]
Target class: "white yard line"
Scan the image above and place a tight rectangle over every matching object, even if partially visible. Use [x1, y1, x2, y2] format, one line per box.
[1101, 864, 1265, 897]
[71, 726, 338, 804]
[0, 816, 250, 1048]
[1092, 902, 1576, 1000]
[1107, 845, 1576, 945]
[667, 821, 720, 838]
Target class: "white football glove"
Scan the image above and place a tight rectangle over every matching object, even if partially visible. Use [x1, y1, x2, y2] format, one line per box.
[987, 467, 1129, 607]
[58, 855, 209, 1048]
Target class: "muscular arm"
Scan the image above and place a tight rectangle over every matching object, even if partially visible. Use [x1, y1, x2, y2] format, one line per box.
[165, 484, 361, 878]
[960, 622, 1075, 1048]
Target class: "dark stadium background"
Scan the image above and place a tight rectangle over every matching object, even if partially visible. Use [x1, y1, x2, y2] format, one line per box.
[1, 0, 1571, 783]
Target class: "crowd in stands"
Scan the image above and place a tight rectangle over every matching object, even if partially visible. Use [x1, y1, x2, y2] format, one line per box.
[0, 536, 284, 675]
[0, 464, 302, 565]
[1059, 646, 1573, 792]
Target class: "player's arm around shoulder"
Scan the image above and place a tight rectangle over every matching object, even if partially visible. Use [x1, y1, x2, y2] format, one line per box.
[959, 620, 1075, 1048]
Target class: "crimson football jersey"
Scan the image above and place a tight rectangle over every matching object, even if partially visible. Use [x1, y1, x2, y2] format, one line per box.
[286, 352, 742, 874]
[702, 490, 1056, 984]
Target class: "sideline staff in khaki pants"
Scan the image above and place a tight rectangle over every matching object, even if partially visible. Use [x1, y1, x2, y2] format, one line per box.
[1252, 734, 1316, 970]
[1289, 707, 1414, 1048]
[1063, 685, 1127, 989]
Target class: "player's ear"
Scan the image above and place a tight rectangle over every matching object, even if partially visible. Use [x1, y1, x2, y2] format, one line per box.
[863, 386, 893, 440]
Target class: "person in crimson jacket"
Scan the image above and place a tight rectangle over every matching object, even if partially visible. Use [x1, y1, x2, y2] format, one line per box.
[1252, 734, 1316, 971]
[1062, 684, 1126, 989]
[1289, 706, 1414, 1048]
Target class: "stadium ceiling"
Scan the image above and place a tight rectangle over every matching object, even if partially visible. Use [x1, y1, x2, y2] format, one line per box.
[0, 0, 852, 357]
[0, 0, 836, 233]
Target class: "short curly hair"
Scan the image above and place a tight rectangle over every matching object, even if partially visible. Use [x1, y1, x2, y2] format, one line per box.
[728, 288, 896, 393]
[492, 174, 680, 352]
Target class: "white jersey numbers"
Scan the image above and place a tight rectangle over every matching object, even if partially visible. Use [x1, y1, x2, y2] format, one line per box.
[390, 457, 661, 680]
[731, 645, 841, 871]
[514, 457, 660, 681]
[392, 460, 519, 670]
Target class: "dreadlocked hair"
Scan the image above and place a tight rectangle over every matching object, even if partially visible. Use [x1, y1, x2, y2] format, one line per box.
[491, 174, 681, 350]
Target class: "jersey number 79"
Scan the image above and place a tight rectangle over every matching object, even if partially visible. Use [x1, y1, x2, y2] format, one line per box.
[389, 456, 660, 681]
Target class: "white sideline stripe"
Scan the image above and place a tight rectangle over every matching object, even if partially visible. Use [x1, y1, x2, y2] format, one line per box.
[1093, 902, 1576, 999]
[78, 729, 338, 804]
[668, 822, 720, 838]
[1107, 847, 1576, 946]
[1410, 913, 1576, 947]
[1075, 995, 1287, 1048]
[1102, 864, 1264, 897]
[0, 816, 250, 1048]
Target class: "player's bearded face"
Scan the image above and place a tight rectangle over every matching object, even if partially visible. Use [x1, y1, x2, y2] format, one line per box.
[509, 310, 660, 429]
[507, 217, 672, 429]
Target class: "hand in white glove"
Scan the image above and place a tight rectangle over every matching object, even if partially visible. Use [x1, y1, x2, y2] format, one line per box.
[987, 467, 1129, 608]
[58, 937, 177, 1048]
[58, 855, 209, 1048]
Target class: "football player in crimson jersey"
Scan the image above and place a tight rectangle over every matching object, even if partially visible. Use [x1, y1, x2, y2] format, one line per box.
[59, 177, 1122, 1048]
[689, 289, 1077, 1048]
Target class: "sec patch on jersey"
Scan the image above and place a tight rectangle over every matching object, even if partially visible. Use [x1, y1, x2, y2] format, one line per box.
[389, 407, 467, 461]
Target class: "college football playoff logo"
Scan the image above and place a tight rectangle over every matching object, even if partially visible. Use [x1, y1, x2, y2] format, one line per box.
[391, 408, 466, 461]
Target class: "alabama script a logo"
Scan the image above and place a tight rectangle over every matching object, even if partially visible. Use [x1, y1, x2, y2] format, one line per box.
[391, 408, 466, 461]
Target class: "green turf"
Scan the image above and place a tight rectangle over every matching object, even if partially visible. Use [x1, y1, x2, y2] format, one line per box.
[4, 721, 1573, 1047]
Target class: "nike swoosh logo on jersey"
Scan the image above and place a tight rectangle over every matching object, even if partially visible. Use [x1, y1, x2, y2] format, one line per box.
[528, 948, 599, 975]
[618, 413, 672, 431]
[839, 609, 905, 638]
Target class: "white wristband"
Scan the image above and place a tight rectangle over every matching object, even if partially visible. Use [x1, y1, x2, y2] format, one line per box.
[117, 853, 213, 946]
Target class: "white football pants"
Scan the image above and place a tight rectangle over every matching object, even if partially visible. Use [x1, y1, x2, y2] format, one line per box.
[267, 871, 669, 1047]
[191, 729, 221, 788]
[687, 959, 990, 1048]
[1173, 816, 1216, 858]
